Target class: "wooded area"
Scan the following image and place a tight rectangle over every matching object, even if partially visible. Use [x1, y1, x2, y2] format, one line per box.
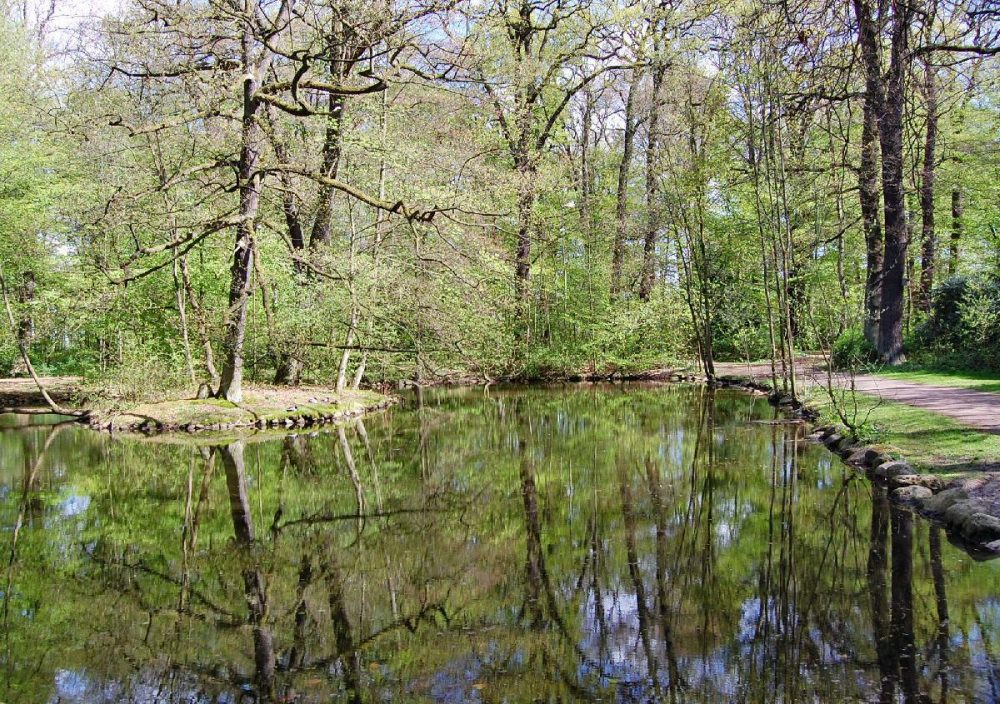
[1, 0, 998, 402]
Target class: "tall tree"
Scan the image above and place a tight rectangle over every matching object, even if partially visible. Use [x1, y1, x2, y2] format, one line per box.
[451, 0, 619, 345]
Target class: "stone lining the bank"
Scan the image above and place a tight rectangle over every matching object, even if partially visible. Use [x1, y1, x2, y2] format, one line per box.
[713, 374, 1000, 558]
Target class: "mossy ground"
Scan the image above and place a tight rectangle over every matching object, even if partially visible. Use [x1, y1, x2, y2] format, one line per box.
[89, 386, 391, 433]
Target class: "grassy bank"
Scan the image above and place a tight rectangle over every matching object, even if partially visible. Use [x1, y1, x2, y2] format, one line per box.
[804, 387, 1000, 473]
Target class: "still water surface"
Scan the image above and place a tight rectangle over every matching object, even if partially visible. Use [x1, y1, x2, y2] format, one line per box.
[1, 385, 999, 703]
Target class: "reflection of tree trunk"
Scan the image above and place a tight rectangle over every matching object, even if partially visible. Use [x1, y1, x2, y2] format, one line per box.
[281, 435, 311, 474]
[520, 454, 545, 627]
[325, 558, 362, 704]
[890, 504, 918, 702]
[338, 426, 366, 534]
[416, 385, 430, 480]
[286, 555, 313, 670]
[587, 514, 609, 660]
[645, 457, 682, 692]
[220, 441, 275, 699]
[179, 448, 216, 616]
[5, 428, 61, 636]
[929, 526, 949, 699]
[619, 463, 662, 695]
[868, 485, 896, 703]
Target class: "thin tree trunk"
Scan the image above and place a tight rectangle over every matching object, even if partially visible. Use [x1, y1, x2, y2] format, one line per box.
[180, 256, 220, 387]
[918, 59, 937, 313]
[949, 186, 963, 275]
[612, 69, 639, 298]
[173, 259, 197, 385]
[218, 26, 265, 402]
[15, 271, 33, 361]
[515, 157, 536, 345]
[640, 56, 665, 302]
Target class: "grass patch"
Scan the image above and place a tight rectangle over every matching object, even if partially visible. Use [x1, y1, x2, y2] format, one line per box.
[804, 387, 1000, 473]
[873, 367, 1000, 393]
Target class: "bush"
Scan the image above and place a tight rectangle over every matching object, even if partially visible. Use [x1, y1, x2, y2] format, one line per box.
[832, 326, 878, 369]
[912, 275, 1000, 371]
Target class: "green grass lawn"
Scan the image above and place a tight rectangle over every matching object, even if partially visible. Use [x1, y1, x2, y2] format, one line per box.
[804, 387, 1000, 474]
[873, 367, 1000, 393]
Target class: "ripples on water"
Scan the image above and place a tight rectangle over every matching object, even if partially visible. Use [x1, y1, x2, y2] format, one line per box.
[1, 384, 999, 702]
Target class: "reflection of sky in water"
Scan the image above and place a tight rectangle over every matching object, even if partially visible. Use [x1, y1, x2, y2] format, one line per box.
[50, 666, 232, 703]
[60, 493, 90, 516]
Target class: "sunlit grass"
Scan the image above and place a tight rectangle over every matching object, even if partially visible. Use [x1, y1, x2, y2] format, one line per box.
[804, 387, 1000, 473]
[873, 367, 1000, 393]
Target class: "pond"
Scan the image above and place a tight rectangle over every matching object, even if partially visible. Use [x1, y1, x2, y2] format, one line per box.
[1, 384, 998, 703]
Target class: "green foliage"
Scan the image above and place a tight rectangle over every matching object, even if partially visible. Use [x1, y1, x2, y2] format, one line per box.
[832, 326, 878, 369]
[911, 275, 1000, 371]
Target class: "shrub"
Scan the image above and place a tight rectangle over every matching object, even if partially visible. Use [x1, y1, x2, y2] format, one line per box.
[912, 275, 1000, 371]
[832, 326, 878, 369]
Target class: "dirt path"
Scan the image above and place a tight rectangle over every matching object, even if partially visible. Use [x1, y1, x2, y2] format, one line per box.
[715, 360, 1000, 435]
[0, 377, 81, 409]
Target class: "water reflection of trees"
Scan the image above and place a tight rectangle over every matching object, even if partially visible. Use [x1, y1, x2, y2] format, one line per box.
[1, 387, 999, 702]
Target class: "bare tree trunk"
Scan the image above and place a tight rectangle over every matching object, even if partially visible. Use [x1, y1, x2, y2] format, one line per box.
[515, 157, 536, 345]
[180, 256, 219, 387]
[309, 92, 346, 248]
[273, 128, 304, 386]
[578, 86, 594, 246]
[309, 23, 352, 249]
[612, 69, 639, 298]
[639, 55, 665, 302]
[918, 59, 937, 313]
[336, 308, 357, 393]
[854, 0, 912, 365]
[218, 25, 265, 402]
[875, 2, 913, 365]
[173, 259, 197, 385]
[859, 90, 883, 347]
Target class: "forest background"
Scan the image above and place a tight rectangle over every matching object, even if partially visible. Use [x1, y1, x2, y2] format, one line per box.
[0, 0, 998, 403]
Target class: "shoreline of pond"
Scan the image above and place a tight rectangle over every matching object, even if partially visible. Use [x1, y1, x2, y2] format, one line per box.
[713, 373, 1000, 559]
[6, 371, 999, 557]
